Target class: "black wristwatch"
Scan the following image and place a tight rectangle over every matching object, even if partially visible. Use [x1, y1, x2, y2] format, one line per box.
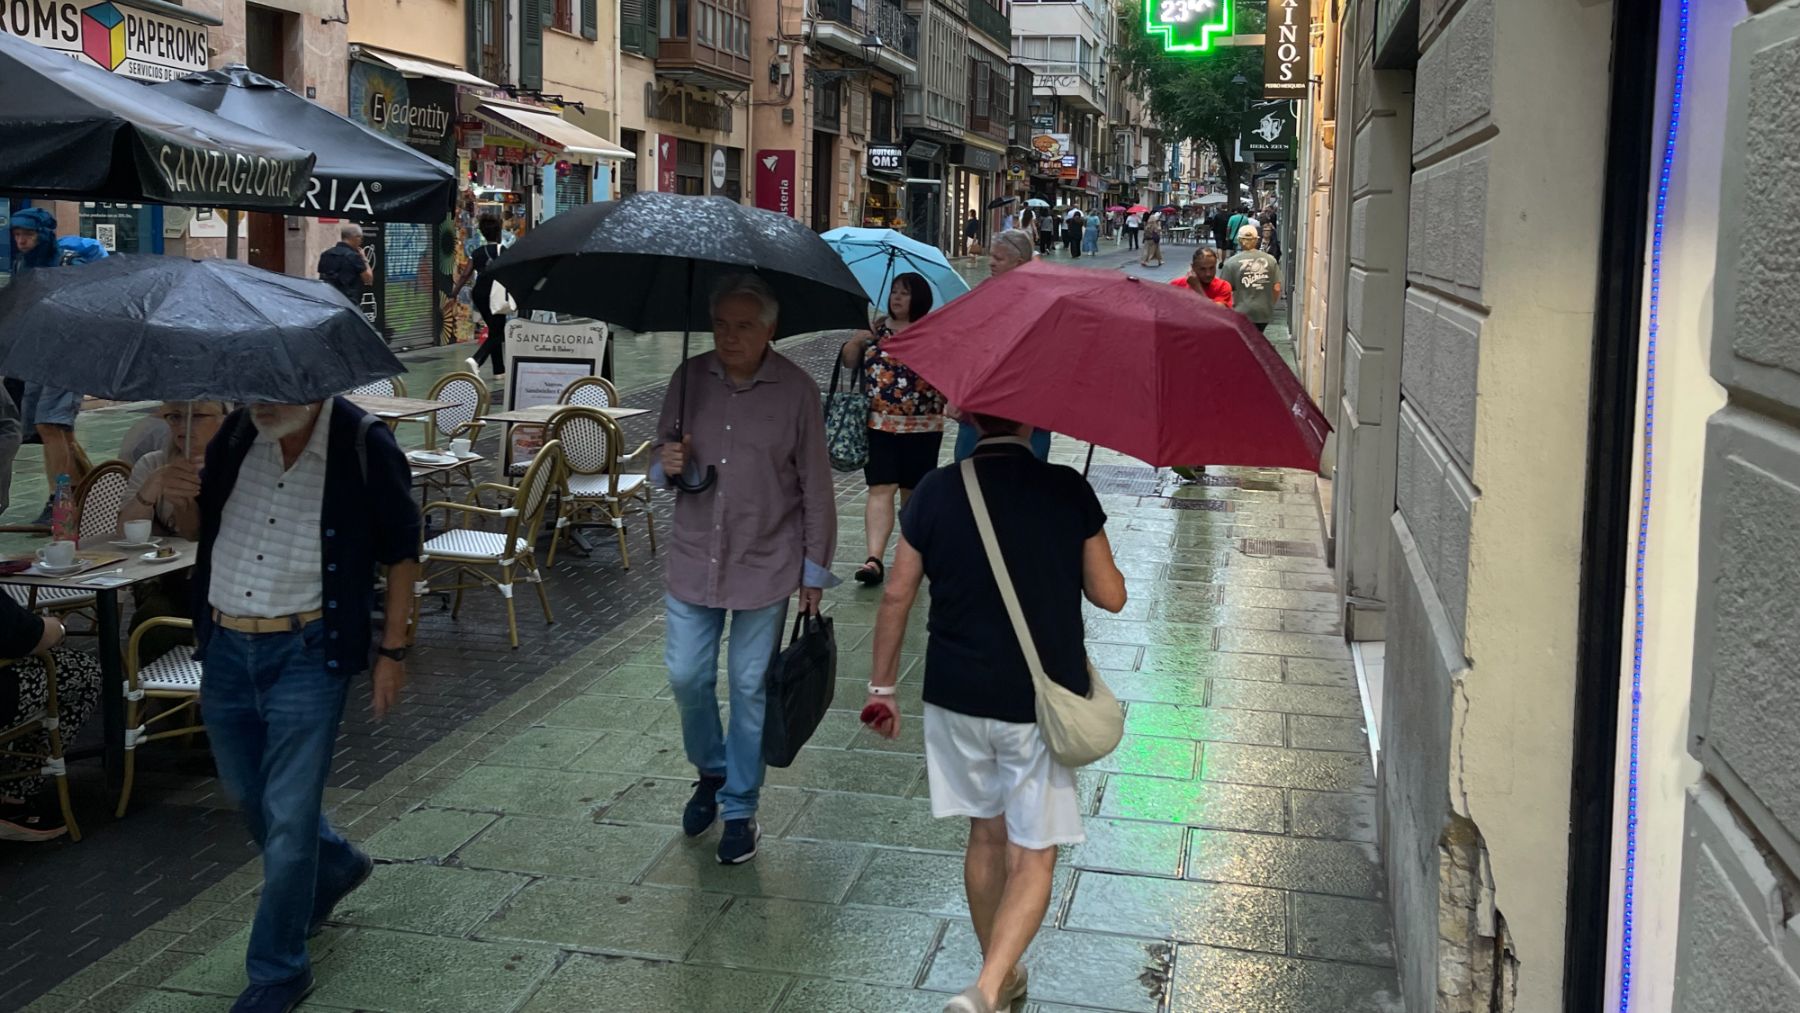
[376, 645, 409, 662]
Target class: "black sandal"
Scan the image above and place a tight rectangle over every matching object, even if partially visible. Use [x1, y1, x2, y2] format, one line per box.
[854, 557, 886, 586]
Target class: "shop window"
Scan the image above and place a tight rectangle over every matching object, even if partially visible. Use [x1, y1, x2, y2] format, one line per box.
[620, 130, 642, 195]
[676, 139, 706, 195]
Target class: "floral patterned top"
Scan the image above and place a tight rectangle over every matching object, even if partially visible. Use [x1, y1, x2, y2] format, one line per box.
[863, 323, 946, 434]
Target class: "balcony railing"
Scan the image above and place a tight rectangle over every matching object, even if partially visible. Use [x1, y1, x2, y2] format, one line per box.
[967, 0, 1008, 48]
[816, 0, 919, 62]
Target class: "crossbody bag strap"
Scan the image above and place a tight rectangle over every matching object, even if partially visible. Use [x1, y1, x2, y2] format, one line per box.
[961, 459, 1053, 695]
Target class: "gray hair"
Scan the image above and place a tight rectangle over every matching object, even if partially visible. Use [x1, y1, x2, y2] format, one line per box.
[990, 229, 1034, 264]
[339, 223, 364, 241]
[710, 272, 780, 327]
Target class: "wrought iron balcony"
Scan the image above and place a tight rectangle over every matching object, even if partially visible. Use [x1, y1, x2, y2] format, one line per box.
[815, 0, 919, 69]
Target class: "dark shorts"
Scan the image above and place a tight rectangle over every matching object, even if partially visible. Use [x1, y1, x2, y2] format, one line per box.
[865, 429, 944, 490]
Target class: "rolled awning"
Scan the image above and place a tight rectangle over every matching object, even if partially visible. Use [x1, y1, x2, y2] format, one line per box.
[350, 45, 496, 89]
[475, 100, 635, 160]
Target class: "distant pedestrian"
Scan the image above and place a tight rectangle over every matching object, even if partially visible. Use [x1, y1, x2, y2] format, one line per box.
[1170, 248, 1232, 308]
[1036, 209, 1057, 255]
[1139, 213, 1164, 267]
[10, 207, 100, 524]
[952, 232, 1051, 464]
[1065, 211, 1084, 259]
[1261, 206, 1281, 259]
[655, 274, 837, 866]
[1082, 213, 1100, 255]
[1211, 208, 1233, 255]
[446, 215, 512, 381]
[188, 398, 421, 1012]
[999, 208, 1016, 232]
[841, 272, 944, 587]
[866, 412, 1127, 1013]
[1221, 225, 1282, 334]
[1124, 211, 1141, 250]
[964, 212, 983, 256]
[316, 223, 374, 308]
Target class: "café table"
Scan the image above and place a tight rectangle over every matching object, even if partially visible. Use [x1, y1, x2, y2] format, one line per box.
[1, 538, 199, 793]
[477, 404, 649, 426]
[349, 394, 446, 422]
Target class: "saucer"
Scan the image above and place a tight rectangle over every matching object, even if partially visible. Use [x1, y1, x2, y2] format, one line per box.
[142, 549, 183, 562]
[111, 538, 162, 550]
[32, 561, 84, 576]
[408, 451, 459, 467]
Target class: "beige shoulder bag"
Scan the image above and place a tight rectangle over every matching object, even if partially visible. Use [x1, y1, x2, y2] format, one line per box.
[961, 458, 1123, 767]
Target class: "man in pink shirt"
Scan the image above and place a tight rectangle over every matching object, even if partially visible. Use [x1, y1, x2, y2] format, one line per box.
[653, 273, 838, 865]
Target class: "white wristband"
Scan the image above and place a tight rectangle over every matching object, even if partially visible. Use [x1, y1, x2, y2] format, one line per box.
[866, 684, 896, 697]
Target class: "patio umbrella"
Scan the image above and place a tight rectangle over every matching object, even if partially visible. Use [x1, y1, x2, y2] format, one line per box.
[0, 33, 314, 208]
[0, 255, 402, 404]
[1025, 198, 1051, 208]
[485, 191, 868, 491]
[986, 196, 1018, 209]
[820, 227, 971, 312]
[883, 261, 1329, 470]
[154, 66, 456, 223]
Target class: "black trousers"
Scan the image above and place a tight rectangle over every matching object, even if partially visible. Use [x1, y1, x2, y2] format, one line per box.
[1126, 227, 1140, 249]
[474, 310, 509, 375]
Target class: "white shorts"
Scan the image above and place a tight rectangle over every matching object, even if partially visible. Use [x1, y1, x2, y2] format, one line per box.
[923, 703, 1086, 849]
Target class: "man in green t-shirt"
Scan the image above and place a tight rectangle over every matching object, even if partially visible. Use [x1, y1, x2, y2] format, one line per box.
[1220, 225, 1282, 333]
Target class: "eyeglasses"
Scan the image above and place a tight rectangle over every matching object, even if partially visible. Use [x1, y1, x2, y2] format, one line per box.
[158, 413, 223, 425]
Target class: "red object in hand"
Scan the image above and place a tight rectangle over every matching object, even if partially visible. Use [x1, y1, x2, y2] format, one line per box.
[860, 702, 893, 731]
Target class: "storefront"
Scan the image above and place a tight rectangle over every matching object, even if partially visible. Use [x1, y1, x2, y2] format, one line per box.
[950, 142, 1001, 256]
[864, 144, 904, 228]
[901, 136, 948, 250]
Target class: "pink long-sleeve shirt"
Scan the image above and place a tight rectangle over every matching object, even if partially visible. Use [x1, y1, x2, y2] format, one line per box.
[653, 350, 838, 611]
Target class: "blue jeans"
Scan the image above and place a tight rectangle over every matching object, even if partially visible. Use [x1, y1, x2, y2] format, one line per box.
[953, 426, 1052, 463]
[664, 594, 789, 821]
[203, 623, 363, 985]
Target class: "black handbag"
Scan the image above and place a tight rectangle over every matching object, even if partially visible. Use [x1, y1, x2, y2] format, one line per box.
[762, 613, 837, 768]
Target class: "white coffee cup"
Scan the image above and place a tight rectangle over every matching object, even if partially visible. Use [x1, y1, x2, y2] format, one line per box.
[123, 519, 153, 545]
[450, 438, 473, 457]
[38, 540, 76, 569]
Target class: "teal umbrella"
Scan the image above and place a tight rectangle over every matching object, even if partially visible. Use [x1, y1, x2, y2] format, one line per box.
[819, 227, 971, 314]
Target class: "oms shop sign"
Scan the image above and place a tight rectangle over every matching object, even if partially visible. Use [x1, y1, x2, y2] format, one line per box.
[2, 0, 208, 80]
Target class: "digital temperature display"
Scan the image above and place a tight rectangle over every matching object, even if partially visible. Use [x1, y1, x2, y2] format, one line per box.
[1144, 0, 1232, 54]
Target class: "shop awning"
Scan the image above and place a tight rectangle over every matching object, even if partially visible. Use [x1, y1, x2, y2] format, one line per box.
[476, 100, 635, 160]
[350, 45, 496, 89]
[156, 66, 457, 223]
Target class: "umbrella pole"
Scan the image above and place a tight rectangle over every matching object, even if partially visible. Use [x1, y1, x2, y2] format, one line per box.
[671, 259, 716, 494]
[1084, 443, 1096, 478]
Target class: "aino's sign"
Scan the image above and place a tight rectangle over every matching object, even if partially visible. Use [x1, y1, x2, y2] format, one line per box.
[1241, 102, 1297, 160]
[867, 144, 904, 174]
[1263, 0, 1310, 97]
[754, 149, 796, 218]
[1144, 0, 1230, 55]
[1, 0, 208, 80]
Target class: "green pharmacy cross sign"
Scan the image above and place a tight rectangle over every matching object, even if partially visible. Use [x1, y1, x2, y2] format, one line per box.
[1145, 0, 1232, 54]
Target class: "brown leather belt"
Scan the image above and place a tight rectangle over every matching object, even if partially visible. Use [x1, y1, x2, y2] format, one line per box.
[210, 608, 325, 634]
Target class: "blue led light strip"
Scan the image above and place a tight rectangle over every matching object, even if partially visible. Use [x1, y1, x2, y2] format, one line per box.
[1621, 1, 1688, 1007]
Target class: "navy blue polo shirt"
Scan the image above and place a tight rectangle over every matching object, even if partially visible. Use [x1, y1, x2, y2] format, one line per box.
[191, 398, 421, 676]
[900, 439, 1105, 723]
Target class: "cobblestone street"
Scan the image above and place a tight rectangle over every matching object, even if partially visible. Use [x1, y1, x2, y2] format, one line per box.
[3, 246, 1400, 1012]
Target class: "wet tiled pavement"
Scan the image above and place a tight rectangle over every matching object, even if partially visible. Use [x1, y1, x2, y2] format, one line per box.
[5, 245, 1401, 1012]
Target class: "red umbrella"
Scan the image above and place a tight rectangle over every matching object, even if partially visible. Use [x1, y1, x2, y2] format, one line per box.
[1127, 204, 1150, 214]
[884, 262, 1329, 470]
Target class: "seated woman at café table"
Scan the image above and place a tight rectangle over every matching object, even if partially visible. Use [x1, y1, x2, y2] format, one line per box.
[0, 600, 100, 841]
[119, 401, 227, 663]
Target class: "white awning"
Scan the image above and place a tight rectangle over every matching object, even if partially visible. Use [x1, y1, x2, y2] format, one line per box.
[476, 100, 636, 160]
[351, 45, 496, 89]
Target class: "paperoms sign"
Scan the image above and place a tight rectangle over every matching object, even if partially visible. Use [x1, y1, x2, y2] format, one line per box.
[1144, 0, 1231, 55]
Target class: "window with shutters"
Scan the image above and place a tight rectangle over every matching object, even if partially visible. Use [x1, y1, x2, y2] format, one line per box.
[871, 91, 894, 143]
[518, 0, 547, 89]
[720, 147, 742, 201]
[621, 0, 658, 55]
[553, 0, 573, 33]
[620, 130, 642, 194]
[676, 139, 705, 194]
[849, 87, 867, 138]
[580, 0, 596, 37]
[814, 79, 840, 132]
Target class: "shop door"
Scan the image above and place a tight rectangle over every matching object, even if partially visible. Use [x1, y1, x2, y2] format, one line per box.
[247, 213, 285, 273]
[811, 132, 835, 233]
[904, 180, 941, 250]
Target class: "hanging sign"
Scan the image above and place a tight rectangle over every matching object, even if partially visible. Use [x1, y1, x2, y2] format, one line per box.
[1241, 102, 1297, 160]
[1263, 0, 1310, 97]
[2, 0, 209, 80]
[1144, 0, 1231, 55]
[754, 149, 796, 217]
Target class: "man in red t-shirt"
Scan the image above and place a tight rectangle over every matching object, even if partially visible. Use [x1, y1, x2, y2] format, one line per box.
[1170, 248, 1233, 308]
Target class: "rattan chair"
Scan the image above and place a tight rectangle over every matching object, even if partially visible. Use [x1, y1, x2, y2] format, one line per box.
[417, 440, 563, 648]
[348, 377, 407, 398]
[115, 618, 202, 817]
[425, 371, 489, 449]
[0, 653, 81, 841]
[546, 407, 655, 569]
[558, 376, 620, 410]
[8, 461, 131, 621]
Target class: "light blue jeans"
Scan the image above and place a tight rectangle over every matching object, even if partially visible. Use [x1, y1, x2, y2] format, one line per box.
[664, 593, 790, 821]
[202, 623, 365, 986]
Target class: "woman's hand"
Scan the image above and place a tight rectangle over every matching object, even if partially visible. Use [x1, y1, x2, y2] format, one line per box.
[841, 332, 872, 368]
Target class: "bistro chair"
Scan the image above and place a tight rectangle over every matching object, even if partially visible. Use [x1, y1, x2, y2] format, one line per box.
[349, 377, 407, 398]
[558, 376, 621, 410]
[417, 440, 564, 648]
[0, 653, 81, 841]
[115, 618, 203, 818]
[8, 460, 131, 623]
[425, 371, 489, 450]
[545, 407, 655, 569]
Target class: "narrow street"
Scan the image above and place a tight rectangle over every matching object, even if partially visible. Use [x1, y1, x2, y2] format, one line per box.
[6, 244, 1399, 1013]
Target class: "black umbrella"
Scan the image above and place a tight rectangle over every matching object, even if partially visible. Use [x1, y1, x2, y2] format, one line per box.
[154, 67, 456, 223]
[0, 33, 314, 208]
[0, 255, 403, 404]
[487, 192, 869, 492]
[986, 196, 1018, 209]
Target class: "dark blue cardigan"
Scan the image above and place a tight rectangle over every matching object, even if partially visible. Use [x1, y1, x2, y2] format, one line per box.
[191, 398, 421, 676]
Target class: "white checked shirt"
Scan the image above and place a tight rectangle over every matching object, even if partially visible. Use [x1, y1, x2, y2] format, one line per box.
[208, 410, 332, 617]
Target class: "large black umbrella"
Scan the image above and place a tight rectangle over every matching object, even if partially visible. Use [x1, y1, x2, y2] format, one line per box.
[487, 192, 869, 491]
[154, 67, 456, 223]
[0, 33, 314, 208]
[0, 255, 402, 404]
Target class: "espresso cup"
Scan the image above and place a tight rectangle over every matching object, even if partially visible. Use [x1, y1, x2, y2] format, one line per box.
[450, 438, 473, 457]
[38, 540, 76, 569]
[123, 519, 153, 544]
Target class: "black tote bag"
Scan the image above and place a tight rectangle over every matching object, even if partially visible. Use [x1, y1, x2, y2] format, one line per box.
[762, 613, 837, 768]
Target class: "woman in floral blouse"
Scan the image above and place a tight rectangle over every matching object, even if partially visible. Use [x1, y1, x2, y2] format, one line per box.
[839, 272, 945, 585]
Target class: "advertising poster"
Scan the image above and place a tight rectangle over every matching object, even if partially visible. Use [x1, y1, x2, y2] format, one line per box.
[502, 319, 609, 471]
[658, 134, 679, 193]
[754, 150, 797, 217]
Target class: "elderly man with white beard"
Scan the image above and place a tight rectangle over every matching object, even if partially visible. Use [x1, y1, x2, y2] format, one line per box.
[171, 398, 420, 1013]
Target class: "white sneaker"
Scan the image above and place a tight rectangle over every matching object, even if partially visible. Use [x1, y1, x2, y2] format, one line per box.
[464, 356, 480, 377]
[942, 986, 994, 1013]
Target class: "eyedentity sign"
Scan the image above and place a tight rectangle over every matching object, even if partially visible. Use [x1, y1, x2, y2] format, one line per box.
[1144, 0, 1231, 55]
[1, 0, 208, 81]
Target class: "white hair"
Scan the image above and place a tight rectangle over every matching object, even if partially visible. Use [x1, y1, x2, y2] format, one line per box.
[339, 223, 363, 241]
[710, 273, 780, 327]
[991, 230, 1035, 264]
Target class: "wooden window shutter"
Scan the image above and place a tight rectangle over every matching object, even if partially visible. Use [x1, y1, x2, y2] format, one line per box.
[466, 0, 481, 74]
[520, 0, 546, 89]
[621, 0, 645, 52]
[581, 0, 597, 39]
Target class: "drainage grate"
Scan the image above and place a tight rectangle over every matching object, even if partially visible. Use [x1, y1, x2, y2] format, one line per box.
[1240, 538, 1323, 558]
[1167, 497, 1235, 512]
[1085, 465, 1165, 496]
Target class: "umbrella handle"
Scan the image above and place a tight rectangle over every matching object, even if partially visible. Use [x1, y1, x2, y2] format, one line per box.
[671, 465, 717, 494]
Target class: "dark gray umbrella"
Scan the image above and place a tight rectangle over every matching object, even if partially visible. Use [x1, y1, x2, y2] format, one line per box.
[0, 255, 403, 404]
[487, 192, 870, 492]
